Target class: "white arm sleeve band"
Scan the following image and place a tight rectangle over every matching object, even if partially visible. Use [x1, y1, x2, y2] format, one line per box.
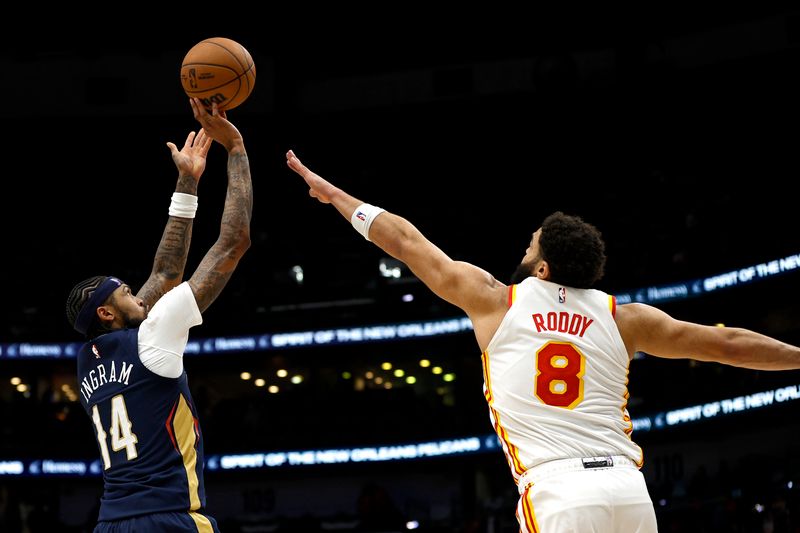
[350, 203, 386, 241]
[168, 192, 198, 218]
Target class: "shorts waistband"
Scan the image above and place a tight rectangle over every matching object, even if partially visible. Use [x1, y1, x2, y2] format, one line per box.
[517, 455, 637, 494]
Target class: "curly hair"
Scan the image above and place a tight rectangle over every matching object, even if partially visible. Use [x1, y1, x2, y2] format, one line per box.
[65, 275, 109, 338]
[538, 211, 606, 289]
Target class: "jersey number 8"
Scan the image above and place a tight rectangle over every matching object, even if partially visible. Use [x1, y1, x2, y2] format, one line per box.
[535, 341, 586, 409]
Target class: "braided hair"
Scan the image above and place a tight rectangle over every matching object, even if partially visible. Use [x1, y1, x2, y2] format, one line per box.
[65, 275, 109, 338]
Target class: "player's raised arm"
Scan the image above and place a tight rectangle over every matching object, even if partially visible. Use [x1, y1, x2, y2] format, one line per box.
[186, 99, 253, 312]
[616, 302, 800, 369]
[136, 127, 212, 309]
[286, 150, 507, 334]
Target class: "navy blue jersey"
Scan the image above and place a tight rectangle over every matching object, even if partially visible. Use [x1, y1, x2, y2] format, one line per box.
[77, 328, 208, 522]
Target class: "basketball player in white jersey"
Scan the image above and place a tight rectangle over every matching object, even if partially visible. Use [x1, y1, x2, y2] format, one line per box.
[286, 149, 800, 532]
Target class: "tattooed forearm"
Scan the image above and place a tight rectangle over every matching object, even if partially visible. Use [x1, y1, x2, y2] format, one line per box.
[189, 151, 253, 313]
[152, 217, 194, 278]
[229, 154, 252, 213]
[220, 153, 254, 231]
[136, 174, 199, 306]
[190, 259, 235, 312]
[138, 217, 194, 306]
[175, 173, 199, 195]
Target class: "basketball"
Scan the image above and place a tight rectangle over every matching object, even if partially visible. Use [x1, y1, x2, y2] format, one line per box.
[180, 37, 256, 111]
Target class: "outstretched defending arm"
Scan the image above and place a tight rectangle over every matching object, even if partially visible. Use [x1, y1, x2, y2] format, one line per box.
[616, 302, 800, 370]
[187, 99, 253, 312]
[136, 127, 212, 308]
[286, 150, 505, 324]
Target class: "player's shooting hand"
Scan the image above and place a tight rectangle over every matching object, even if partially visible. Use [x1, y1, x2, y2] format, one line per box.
[286, 150, 335, 204]
[166, 128, 212, 181]
[189, 98, 244, 154]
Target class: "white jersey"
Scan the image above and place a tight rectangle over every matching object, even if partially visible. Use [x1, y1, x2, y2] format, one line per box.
[482, 277, 643, 483]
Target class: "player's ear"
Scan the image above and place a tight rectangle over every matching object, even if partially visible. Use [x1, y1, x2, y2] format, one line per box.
[535, 260, 550, 280]
[96, 305, 115, 327]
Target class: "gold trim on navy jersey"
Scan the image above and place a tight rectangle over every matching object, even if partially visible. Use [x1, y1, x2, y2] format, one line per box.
[171, 394, 202, 511]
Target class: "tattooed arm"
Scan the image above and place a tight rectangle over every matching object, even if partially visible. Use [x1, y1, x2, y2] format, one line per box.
[185, 98, 253, 312]
[136, 127, 212, 309]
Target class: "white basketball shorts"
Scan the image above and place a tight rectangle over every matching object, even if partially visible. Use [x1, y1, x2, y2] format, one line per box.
[516, 455, 658, 533]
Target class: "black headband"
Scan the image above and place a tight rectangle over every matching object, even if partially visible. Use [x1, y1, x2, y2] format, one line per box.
[73, 277, 123, 335]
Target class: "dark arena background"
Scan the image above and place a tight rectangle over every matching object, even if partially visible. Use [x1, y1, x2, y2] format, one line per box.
[2, 7, 800, 532]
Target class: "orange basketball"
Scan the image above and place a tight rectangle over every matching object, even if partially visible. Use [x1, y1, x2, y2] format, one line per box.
[180, 37, 256, 111]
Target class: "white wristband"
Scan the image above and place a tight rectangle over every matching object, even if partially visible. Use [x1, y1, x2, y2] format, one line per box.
[168, 192, 198, 218]
[350, 203, 385, 241]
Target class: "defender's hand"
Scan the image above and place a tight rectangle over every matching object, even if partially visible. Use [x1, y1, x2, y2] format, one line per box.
[286, 150, 336, 204]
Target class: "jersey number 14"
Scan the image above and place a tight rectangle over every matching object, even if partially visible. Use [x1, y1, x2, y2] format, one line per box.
[91, 394, 139, 470]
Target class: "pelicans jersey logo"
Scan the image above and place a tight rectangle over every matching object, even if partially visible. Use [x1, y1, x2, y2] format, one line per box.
[92, 344, 101, 359]
[558, 287, 567, 303]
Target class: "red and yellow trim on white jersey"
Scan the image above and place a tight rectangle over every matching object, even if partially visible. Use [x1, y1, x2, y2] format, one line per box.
[481, 351, 493, 404]
[508, 284, 517, 307]
[518, 485, 541, 533]
[619, 368, 645, 467]
[622, 390, 634, 437]
[482, 350, 526, 477]
[625, 404, 646, 468]
[610, 293, 641, 462]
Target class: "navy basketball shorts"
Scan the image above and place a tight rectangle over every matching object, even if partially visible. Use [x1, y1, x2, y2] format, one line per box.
[94, 510, 220, 532]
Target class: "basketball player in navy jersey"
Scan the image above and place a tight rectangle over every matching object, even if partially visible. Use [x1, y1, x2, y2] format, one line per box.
[65, 98, 252, 533]
[286, 149, 800, 532]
